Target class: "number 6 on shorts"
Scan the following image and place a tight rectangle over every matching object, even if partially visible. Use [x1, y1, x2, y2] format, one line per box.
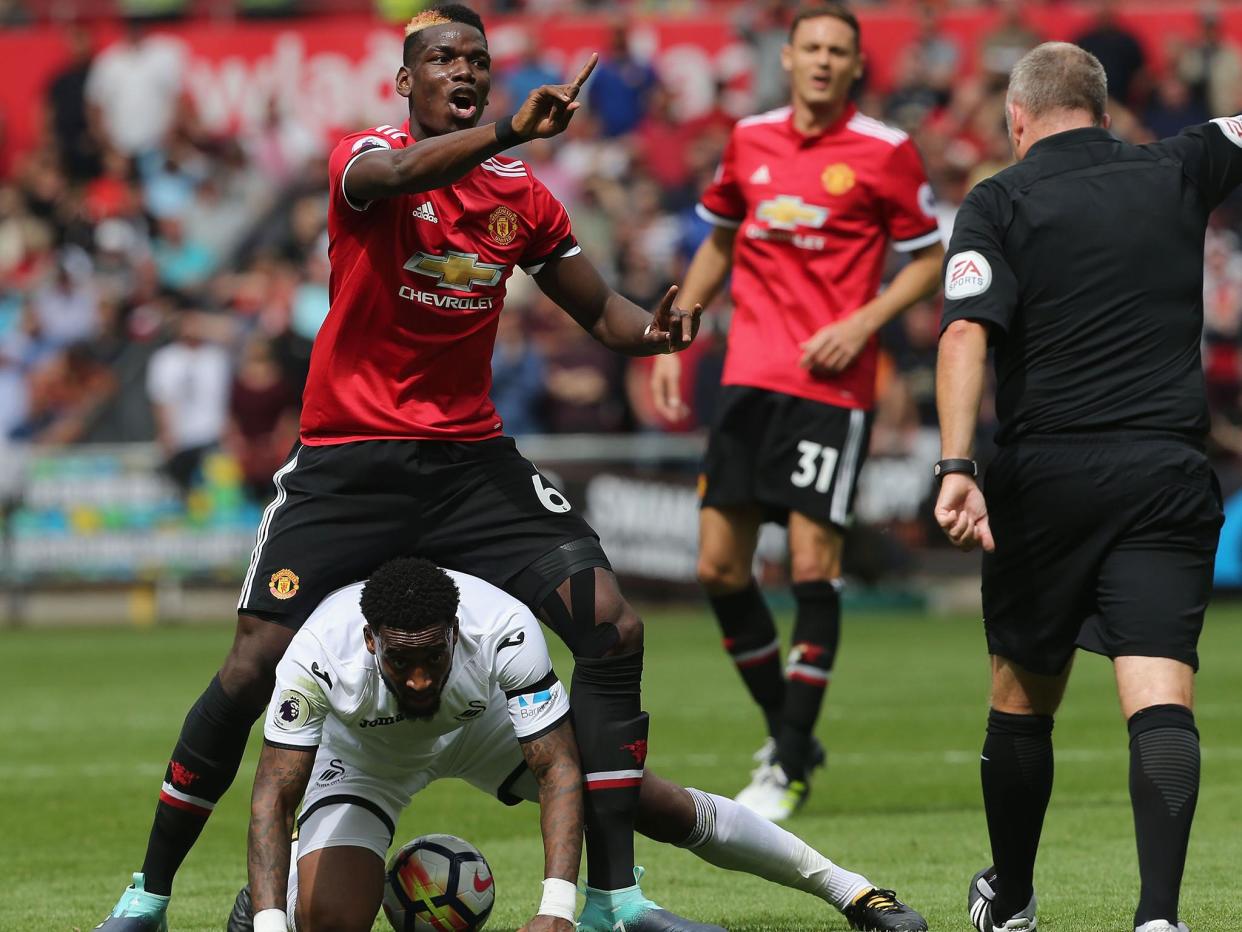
[532, 474, 572, 513]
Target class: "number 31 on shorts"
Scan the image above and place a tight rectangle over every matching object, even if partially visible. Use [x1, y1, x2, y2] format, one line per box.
[791, 440, 839, 494]
[532, 474, 572, 513]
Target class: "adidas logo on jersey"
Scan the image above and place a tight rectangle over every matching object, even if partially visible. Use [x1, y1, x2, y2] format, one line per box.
[750, 164, 771, 185]
[411, 202, 438, 224]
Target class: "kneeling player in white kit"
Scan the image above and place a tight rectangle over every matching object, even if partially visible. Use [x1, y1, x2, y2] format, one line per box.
[231, 558, 927, 932]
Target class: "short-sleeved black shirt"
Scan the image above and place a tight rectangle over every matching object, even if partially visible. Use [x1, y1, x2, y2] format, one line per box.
[940, 119, 1242, 445]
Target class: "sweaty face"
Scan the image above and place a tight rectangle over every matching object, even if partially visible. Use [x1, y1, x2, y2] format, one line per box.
[782, 16, 863, 113]
[400, 23, 492, 138]
[368, 624, 456, 720]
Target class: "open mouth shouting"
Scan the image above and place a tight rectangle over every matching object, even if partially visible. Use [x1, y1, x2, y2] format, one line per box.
[448, 85, 479, 120]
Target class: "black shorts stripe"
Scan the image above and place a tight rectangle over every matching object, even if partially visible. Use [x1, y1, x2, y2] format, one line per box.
[297, 793, 396, 844]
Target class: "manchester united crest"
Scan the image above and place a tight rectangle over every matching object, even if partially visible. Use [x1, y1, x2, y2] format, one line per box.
[821, 162, 855, 196]
[269, 568, 300, 600]
[488, 206, 520, 245]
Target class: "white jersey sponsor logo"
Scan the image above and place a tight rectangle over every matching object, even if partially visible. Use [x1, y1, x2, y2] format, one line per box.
[945, 250, 992, 299]
[397, 286, 495, 310]
[411, 201, 439, 224]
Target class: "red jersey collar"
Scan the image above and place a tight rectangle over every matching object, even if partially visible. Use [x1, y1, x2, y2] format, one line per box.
[786, 101, 857, 143]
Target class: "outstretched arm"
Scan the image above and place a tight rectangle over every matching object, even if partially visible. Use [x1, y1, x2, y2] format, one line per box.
[248, 742, 315, 925]
[347, 54, 597, 200]
[535, 253, 702, 357]
[516, 719, 582, 932]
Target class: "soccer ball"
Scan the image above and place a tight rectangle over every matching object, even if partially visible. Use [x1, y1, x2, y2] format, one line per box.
[382, 833, 495, 932]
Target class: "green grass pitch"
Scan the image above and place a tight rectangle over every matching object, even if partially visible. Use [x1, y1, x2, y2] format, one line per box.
[3, 604, 1241, 931]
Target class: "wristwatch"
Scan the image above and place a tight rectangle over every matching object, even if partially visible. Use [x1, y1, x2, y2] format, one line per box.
[933, 458, 978, 480]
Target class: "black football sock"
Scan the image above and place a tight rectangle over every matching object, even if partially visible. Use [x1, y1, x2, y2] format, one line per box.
[708, 582, 784, 737]
[1129, 704, 1200, 928]
[775, 580, 840, 780]
[140, 675, 261, 895]
[571, 650, 646, 891]
[981, 709, 1054, 925]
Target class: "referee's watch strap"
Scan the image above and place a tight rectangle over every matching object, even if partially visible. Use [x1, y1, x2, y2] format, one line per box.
[933, 458, 978, 480]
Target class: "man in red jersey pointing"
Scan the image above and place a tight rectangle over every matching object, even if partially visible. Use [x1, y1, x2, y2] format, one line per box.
[653, 3, 943, 822]
[97, 7, 712, 932]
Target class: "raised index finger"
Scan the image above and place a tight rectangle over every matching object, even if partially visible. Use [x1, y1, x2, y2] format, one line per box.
[570, 53, 599, 91]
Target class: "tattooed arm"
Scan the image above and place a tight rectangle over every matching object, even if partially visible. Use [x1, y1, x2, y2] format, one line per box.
[248, 741, 316, 917]
[515, 719, 582, 932]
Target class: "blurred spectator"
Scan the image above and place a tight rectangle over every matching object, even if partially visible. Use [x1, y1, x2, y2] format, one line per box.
[85, 23, 185, 158]
[146, 310, 232, 494]
[501, 31, 561, 105]
[1073, 0, 1148, 107]
[224, 335, 299, 505]
[978, 0, 1042, 91]
[244, 100, 323, 187]
[0, 0, 30, 26]
[587, 24, 661, 138]
[31, 248, 99, 349]
[16, 342, 117, 445]
[1174, 6, 1242, 119]
[531, 295, 628, 433]
[490, 304, 546, 437]
[1143, 74, 1209, 140]
[152, 215, 215, 291]
[1203, 228, 1242, 414]
[909, 4, 960, 106]
[45, 27, 103, 182]
[735, 0, 794, 114]
[634, 86, 695, 199]
[0, 343, 28, 439]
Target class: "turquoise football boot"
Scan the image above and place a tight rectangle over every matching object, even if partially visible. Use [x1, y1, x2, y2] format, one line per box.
[93, 873, 169, 931]
[577, 867, 725, 932]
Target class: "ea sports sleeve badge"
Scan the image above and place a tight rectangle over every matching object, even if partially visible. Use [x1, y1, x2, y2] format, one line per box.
[945, 250, 993, 300]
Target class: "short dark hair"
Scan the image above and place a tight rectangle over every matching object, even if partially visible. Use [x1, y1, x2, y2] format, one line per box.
[789, 3, 862, 51]
[403, 4, 487, 63]
[360, 557, 460, 633]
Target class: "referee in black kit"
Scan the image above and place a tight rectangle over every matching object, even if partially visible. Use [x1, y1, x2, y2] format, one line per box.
[934, 42, 1242, 932]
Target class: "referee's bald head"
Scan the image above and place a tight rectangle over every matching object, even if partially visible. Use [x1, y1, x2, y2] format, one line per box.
[1007, 42, 1108, 127]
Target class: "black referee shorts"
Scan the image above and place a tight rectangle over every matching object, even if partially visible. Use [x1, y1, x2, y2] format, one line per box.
[237, 438, 604, 627]
[981, 435, 1223, 675]
[700, 385, 872, 528]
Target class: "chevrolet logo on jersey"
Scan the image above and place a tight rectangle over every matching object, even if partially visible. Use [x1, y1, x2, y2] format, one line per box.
[755, 195, 829, 231]
[405, 250, 505, 292]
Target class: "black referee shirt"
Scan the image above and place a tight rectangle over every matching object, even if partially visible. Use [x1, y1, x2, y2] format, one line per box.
[940, 118, 1242, 445]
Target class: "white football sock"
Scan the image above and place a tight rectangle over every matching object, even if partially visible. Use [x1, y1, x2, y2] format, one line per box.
[680, 787, 872, 910]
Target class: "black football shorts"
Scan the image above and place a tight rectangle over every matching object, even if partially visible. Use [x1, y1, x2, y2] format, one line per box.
[700, 385, 873, 528]
[981, 435, 1223, 675]
[237, 437, 603, 627]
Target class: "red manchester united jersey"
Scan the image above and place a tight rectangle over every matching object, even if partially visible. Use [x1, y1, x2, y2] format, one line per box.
[698, 104, 940, 410]
[301, 121, 579, 444]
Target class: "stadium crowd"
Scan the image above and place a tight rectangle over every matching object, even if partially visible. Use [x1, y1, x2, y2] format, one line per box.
[3, 2, 1242, 506]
